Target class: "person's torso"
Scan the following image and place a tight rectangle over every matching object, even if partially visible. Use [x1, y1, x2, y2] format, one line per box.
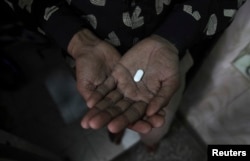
[68, 0, 176, 53]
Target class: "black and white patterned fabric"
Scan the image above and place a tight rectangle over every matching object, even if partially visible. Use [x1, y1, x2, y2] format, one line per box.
[4, 0, 247, 55]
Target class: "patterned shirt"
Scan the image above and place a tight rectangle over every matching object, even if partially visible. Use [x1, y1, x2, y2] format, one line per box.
[4, 0, 246, 55]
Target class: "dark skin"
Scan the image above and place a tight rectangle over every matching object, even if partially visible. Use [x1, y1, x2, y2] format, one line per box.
[68, 29, 180, 134]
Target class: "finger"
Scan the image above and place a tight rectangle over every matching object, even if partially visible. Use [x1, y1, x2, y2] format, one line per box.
[123, 101, 147, 123]
[127, 109, 165, 133]
[86, 76, 116, 108]
[81, 108, 100, 129]
[147, 83, 179, 116]
[81, 97, 113, 129]
[157, 109, 166, 116]
[106, 90, 123, 103]
[127, 120, 152, 134]
[108, 101, 147, 133]
[145, 114, 165, 128]
[89, 98, 132, 129]
[95, 90, 123, 111]
[142, 109, 165, 128]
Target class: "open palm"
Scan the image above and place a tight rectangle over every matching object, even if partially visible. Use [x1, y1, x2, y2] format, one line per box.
[68, 29, 121, 104]
[82, 35, 180, 133]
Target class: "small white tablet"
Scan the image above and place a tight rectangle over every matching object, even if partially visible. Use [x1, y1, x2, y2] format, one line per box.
[133, 69, 144, 82]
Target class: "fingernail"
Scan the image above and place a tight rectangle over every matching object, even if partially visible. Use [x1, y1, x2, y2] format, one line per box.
[86, 102, 93, 108]
[81, 121, 89, 129]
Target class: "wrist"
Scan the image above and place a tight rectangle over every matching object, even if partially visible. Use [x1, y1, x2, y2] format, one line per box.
[67, 29, 101, 59]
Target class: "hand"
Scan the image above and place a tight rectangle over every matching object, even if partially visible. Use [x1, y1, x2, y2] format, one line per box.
[67, 29, 121, 105]
[81, 35, 180, 133]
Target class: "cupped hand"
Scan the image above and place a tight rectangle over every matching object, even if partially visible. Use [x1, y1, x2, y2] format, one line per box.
[81, 35, 180, 133]
[67, 29, 121, 105]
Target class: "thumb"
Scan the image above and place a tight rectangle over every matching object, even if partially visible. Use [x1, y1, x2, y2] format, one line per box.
[146, 81, 179, 116]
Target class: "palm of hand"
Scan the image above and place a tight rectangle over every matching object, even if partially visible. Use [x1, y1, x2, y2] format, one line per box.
[113, 36, 179, 106]
[74, 41, 121, 103]
[82, 35, 180, 133]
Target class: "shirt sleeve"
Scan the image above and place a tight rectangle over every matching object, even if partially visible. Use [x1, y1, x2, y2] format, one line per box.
[154, 0, 246, 55]
[4, 0, 91, 51]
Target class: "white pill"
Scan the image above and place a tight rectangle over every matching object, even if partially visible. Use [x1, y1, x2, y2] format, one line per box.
[133, 69, 144, 82]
